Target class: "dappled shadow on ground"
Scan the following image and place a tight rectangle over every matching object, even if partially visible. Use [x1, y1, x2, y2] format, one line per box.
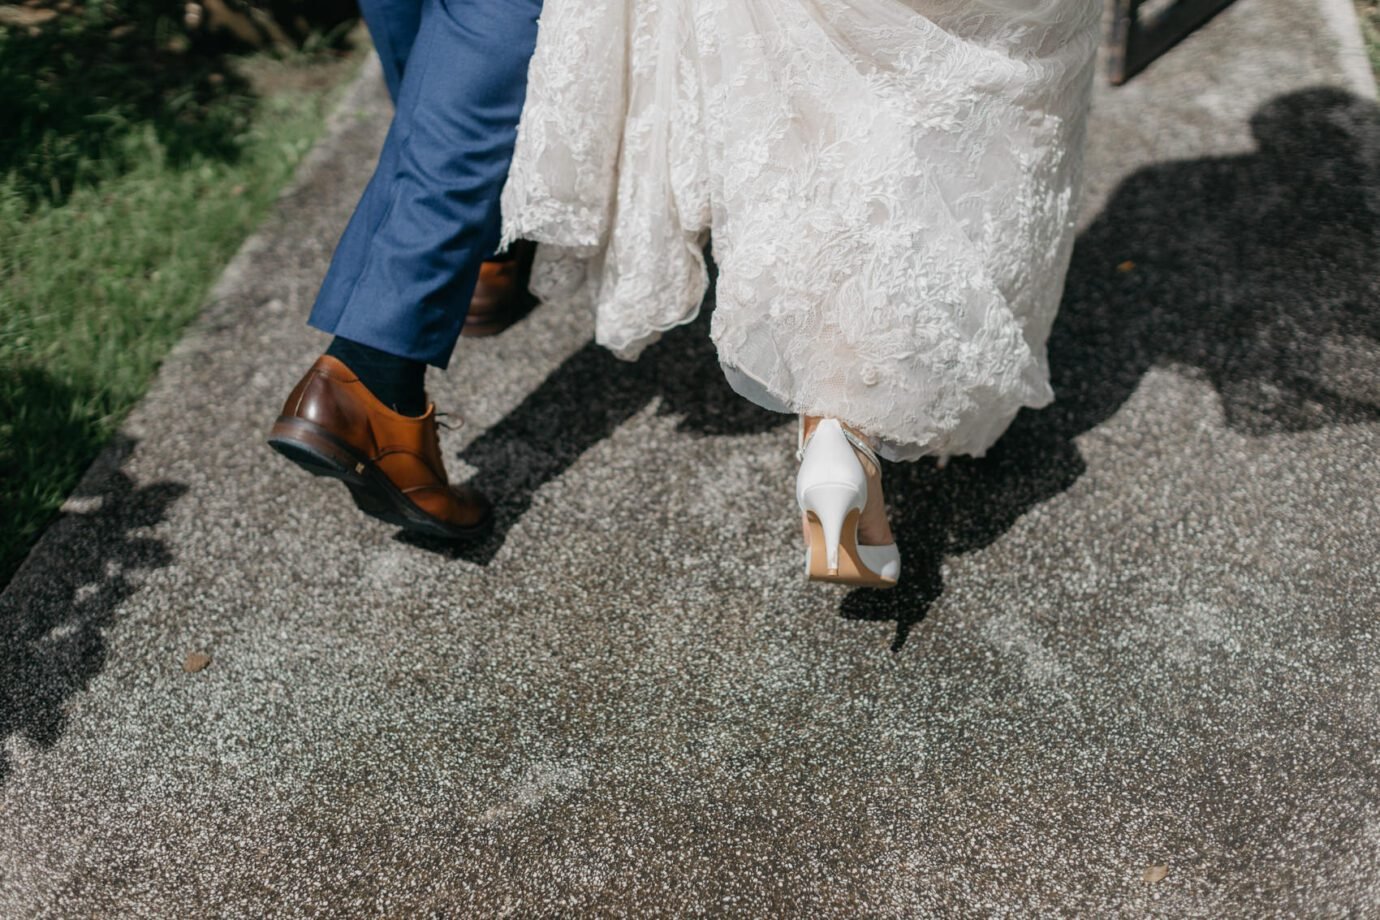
[432, 88, 1376, 648]
[842, 86, 1380, 648]
[0, 436, 186, 784]
[0, 3, 256, 205]
[0, 1, 357, 206]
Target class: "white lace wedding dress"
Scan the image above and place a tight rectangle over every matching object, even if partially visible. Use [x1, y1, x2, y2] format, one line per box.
[500, 0, 1102, 461]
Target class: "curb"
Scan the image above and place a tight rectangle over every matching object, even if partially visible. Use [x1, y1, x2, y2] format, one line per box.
[1318, 0, 1379, 99]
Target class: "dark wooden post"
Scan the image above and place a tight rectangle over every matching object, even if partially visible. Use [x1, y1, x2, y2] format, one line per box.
[1107, 0, 1242, 85]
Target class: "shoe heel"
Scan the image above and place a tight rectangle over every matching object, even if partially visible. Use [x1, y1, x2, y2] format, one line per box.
[267, 416, 367, 486]
[796, 417, 901, 588]
[801, 483, 863, 575]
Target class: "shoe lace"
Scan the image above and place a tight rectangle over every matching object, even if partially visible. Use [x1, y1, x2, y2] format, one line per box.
[426, 412, 462, 479]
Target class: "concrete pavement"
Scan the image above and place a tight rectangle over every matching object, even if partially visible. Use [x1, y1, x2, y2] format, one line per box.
[2, 0, 1378, 913]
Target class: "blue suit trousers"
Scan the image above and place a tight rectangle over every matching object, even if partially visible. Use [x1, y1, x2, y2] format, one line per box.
[308, 0, 543, 368]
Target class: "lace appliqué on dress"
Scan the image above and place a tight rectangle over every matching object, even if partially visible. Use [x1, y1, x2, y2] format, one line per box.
[501, 0, 1102, 461]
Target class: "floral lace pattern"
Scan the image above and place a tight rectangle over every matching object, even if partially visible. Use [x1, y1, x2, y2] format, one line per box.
[500, 0, 1102, 460]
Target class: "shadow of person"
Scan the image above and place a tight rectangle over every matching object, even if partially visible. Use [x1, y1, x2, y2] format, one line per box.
[402, 303, 789, 563]
[0, 436, 186, 784]
[843, 86, 1380, 649]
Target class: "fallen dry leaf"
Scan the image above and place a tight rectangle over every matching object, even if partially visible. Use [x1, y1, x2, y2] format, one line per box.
[1116, 260, 1136, 273]
[183, 651, 212, 673]
[1143, 864, 1169, 883]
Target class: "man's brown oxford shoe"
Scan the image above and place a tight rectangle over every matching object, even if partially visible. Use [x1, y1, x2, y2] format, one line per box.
[461, 240, 537, 338]
[267, 355, 492, 540]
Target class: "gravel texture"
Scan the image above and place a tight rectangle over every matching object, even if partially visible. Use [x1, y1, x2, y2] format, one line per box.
[2, 0, 1378, 914]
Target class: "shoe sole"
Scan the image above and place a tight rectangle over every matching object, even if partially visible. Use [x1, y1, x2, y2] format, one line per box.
[266, 416, 492, 542]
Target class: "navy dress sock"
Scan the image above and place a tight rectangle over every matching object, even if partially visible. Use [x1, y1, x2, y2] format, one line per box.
[325, 337, 427, 417]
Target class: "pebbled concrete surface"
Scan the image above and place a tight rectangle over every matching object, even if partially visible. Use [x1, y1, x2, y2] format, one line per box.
[2, 0, 1378, 914]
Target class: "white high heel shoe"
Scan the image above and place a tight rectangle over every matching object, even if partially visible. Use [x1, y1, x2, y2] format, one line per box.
[796, 418, 901, 588]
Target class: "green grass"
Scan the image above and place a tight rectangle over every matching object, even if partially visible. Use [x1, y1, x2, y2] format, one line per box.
[1, 18, 360, 586]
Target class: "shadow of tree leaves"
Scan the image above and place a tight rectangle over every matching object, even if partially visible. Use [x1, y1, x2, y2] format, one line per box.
[0, 436, 186, 784]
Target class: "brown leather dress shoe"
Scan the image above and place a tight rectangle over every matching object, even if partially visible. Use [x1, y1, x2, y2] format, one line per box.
[267, 355, 492, 540]
[461, 240, 537, 338]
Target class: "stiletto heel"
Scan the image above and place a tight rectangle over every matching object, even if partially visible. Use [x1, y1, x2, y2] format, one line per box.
[796, 418, 901, 588]
[801, 483, 862, 574]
